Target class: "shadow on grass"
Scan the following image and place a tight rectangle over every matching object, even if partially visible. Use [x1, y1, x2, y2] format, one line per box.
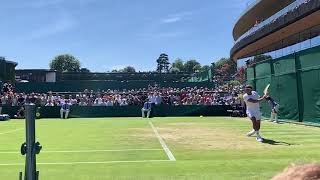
[262, 138, 295, 146]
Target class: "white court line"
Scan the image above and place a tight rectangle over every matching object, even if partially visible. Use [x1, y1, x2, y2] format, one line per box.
[0, 160, 171, 166]
[0, 149, 163, 154]
[0, 128, 23, 135]
[149, 121, 176, 161]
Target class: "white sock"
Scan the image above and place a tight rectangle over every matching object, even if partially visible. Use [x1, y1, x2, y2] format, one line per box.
[275, 114, 278, 122]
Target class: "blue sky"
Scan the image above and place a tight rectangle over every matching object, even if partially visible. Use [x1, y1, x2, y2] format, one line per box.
[0, 0, 247, 72]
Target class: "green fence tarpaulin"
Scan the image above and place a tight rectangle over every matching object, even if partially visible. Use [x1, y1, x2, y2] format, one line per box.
[246, 45, 320, 125]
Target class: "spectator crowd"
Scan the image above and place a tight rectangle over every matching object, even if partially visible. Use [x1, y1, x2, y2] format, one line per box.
[1, 83, 244, 107]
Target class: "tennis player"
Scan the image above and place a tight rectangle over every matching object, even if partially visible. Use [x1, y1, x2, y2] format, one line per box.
[243, 85, 267, 142]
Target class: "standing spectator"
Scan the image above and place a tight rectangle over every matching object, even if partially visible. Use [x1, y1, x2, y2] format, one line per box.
[148, 93, 156, 105]
[155, 92, 163, 105]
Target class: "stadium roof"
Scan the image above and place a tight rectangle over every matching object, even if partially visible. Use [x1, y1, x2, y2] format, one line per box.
[233, 0, 295, 41]
[231, 0, 320, 60]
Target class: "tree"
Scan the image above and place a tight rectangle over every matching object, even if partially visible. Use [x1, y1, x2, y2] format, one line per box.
[111, 66, 136, 73]
[170, 67, 180, 74]
[215, 58, 230, 69]
[80, 68, 90, 73]
[193, 64, 202, 72]
[214, 57, 237, 82]
[229, 80, 241, 86]
[184, 60, 201, 73]
[171, 59, 185, 72]
[156, 53, 170, 73]
[210, 62, 216, 76]
[235, 66, 246, 83]
[50, 54, 81, 72]
[200, 65, 211, 72]
[122, 66, 136, 73]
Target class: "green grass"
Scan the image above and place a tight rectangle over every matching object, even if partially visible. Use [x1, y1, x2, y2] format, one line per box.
[1, 117, 320, 180]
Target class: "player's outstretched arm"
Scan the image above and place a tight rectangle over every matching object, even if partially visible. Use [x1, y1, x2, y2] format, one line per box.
[247, 95, 267, 103]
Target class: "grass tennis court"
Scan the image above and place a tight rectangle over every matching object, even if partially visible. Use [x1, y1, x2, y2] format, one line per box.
[1, 117, 320, 180]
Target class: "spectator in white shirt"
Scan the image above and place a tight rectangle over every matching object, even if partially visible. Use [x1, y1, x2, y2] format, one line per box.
[105, 99, 114, 106]
[45, 100, 54, 106]
[78, 98, 87, 106]
[120, 99, 128, 106]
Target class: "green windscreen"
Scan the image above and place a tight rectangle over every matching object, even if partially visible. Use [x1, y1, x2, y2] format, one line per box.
[273, 74, 299, 121]
[246, 45, 320, 124]
[299, 46, 320, 70]
[246, 67, 255, 81]
[255, 77, 272, 118]
[255, 61, 271, 79]
[273, 54, 296, 75]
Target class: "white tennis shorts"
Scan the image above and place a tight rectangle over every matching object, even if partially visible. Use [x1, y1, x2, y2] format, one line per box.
[247, 109, 262, 120]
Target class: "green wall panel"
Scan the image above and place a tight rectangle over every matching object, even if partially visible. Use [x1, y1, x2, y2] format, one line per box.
[255, 62, 271, 78]
[273, 54, 296, 75]
[300, 69, 320, 124]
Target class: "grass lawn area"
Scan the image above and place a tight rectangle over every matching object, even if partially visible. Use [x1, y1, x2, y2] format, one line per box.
[0, 117, 320, 180]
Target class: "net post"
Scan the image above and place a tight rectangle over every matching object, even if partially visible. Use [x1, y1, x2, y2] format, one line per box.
[22, 103, 42, 180]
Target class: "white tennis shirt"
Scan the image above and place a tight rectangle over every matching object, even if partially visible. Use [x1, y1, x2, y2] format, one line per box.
[243, 91, 260, 112]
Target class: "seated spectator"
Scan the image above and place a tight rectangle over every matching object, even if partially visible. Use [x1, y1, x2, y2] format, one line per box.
[0, 84, 245, 107]
[93, 99, 101, 106]
[120, 99, 128, 106]
[17, 94, 25, 106]
[99, 98, 107, 106]
[141, 99, 152, 118]
[14, 106, 25, 119]
[79, 98, 88, 106]
[45, 100, 54, 106]
[60, 99, 71, 119]
[105, 98, 114, 106]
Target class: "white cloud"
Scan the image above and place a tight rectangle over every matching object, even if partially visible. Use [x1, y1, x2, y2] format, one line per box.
[160, 10, 197, 24]
[161, 17, 182, 24]
[138, 10, 195, 40]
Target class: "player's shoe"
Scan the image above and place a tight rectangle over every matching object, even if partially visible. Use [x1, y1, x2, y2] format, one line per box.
[246, 130, 255, 137]
[256, 135, 263, 142]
